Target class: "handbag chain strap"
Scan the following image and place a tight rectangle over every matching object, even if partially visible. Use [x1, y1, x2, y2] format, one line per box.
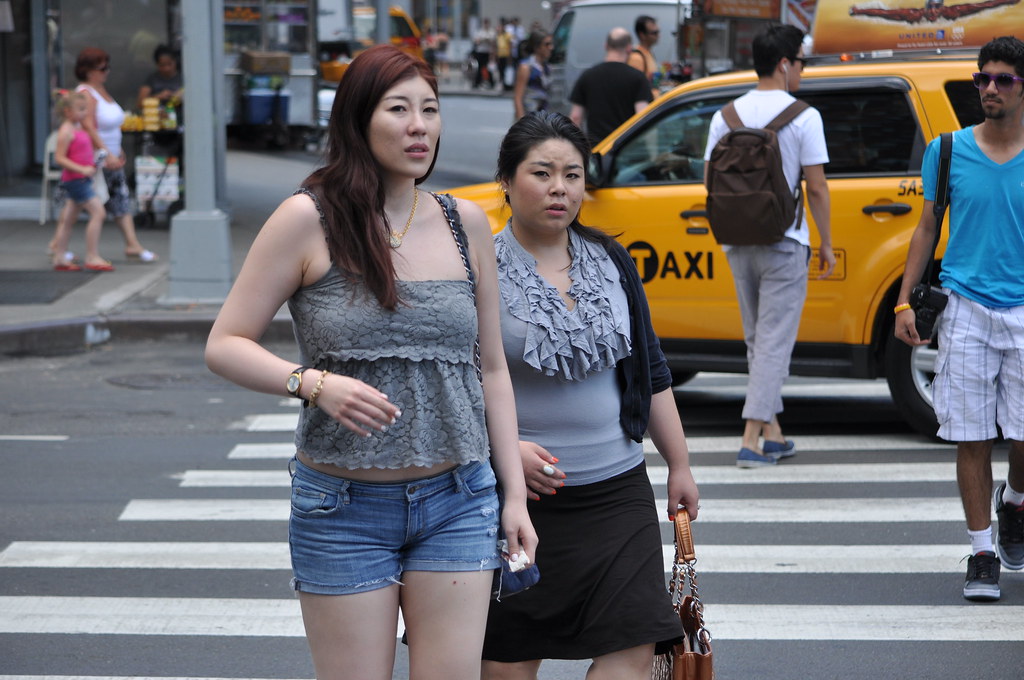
[670, 513, 712, 647]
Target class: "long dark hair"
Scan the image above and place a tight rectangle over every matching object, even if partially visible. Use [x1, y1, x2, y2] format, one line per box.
[303, 45, 439, 309]
[495, 111, 615, 247]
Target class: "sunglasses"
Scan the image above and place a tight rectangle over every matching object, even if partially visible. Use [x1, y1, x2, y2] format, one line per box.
[97, 64, 111, 72]
[647, 29, 660, 35]
[972, 71, 1024, 91]
[791, 57, 807, 68]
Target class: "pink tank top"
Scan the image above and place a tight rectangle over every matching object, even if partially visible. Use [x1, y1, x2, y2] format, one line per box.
[61, 128, 95, 182]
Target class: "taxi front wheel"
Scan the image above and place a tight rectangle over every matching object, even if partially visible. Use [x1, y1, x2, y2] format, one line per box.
[883, 327, 940, 439]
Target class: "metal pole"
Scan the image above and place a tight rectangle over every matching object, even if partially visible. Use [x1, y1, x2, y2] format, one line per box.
[166, 0, 233, 303]
[375, 0, 389, 46]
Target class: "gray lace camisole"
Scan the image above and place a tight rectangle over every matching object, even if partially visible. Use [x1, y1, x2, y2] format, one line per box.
[287, 190, 490, 469]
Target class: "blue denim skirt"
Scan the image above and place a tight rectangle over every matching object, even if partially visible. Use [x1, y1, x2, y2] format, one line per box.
[288, 457, 501, 595]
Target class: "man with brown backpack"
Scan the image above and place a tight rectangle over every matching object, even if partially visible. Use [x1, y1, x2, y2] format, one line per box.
[702, 23, 834, 468]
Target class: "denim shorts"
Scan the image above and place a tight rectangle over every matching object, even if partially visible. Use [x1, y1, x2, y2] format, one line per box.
[288, 457, 501, 595]
[61, 177, 95, 203]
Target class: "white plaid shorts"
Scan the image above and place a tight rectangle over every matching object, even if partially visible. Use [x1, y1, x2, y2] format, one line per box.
[933, 290, 1024, 442]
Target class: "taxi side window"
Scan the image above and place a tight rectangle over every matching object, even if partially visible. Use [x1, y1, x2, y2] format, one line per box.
[802, 88, 922, 175]
[609, 96, 732, 186]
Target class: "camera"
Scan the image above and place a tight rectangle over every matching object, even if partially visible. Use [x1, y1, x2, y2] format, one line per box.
[910, 283, 948, 340]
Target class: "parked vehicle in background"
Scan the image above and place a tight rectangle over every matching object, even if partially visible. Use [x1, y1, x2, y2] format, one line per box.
[547, 0, 686, 116]
[447, 55, 986, 436]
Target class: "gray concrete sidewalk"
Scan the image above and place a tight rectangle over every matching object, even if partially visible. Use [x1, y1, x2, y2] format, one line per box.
[0, 78, 508, 357]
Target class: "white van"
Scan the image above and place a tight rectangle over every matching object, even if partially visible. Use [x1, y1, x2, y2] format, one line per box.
[547, 0, 690, 115]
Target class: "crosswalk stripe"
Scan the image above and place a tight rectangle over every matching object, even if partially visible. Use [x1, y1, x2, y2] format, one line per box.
[0, 677, 307, 680]
[3, 597, 1020, 641]
[0, 597, 305, 636]
[118, 497, 972, 523]
[706, 605, 1024, 641]
[0, 542, 290, 570]
[234, 411, 950, 454]
[228, 443, 294, 459]
[658, 544, 976, 573]
[181, 462, 1011, 488]
[649, 461, 1009, 485]
[0, 541, 976, 574]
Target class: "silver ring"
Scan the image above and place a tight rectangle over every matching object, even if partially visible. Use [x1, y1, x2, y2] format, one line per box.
[542, 464, 555, 476]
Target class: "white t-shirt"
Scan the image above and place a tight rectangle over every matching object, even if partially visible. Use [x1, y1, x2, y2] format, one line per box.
[704, 89, 829, 246]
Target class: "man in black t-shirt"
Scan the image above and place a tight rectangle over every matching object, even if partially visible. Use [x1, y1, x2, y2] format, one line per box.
[569, 27, 654, 147]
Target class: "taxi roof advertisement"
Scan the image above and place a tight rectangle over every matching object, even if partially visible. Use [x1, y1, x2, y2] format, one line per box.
[810, 0, 1022, 55]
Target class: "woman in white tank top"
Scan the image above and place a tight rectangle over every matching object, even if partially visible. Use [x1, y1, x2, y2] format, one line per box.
[49, 47, 159, 266]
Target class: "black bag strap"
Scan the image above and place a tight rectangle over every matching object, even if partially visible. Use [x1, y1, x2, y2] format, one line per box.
[922, 132, 953, 285]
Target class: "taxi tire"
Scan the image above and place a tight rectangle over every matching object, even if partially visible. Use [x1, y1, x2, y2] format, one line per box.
[883, 327, 940, 439]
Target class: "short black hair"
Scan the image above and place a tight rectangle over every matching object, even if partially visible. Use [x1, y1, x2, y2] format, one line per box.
[153, 44, 178, 64]
[634, 15, 656, 40]
[978, 36, 1024, 77]
[752, 24, 804, 78]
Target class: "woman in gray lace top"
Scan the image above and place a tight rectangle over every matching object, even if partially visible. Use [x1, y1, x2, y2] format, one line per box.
[481, 112, 699, 679]
[206, 45, 536, 680]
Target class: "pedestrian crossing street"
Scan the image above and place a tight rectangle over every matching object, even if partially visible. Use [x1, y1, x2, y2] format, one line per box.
[3, 401, 1024, 663]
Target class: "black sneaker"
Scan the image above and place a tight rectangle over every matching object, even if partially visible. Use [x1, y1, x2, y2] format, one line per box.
[963, 551, 1000, 602]
[993, 482, 1024, 570]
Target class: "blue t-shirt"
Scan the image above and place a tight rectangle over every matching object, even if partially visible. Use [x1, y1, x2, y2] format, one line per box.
[922, 127, 1024, 308]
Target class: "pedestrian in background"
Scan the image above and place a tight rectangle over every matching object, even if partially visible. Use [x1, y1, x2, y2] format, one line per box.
[513, 31, 552, 120]
[472, 18, 497, 89]
[569, 28, 653, 147]
[627, 14, 661, 98]
[205, 44, 536, 679]
[496, 19, 514, 92]
[136, 44, 183, 111]
[702, 24, 833, 468]
[49, 91, 110, 272]
[59, 47, 158, 264]
[481, 111, 699, 680]
[895, 36, 1024, 602]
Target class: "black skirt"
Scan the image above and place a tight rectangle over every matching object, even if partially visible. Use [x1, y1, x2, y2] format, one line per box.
[482, 461, 683, 661]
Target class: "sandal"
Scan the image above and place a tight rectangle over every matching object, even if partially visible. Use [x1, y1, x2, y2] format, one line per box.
[53, 262, 82, 272]
[125, 249, 158, 263]
[85, 262, 115, 272]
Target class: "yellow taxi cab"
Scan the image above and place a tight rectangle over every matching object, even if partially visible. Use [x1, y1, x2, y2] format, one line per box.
[447, 55, 985, 436]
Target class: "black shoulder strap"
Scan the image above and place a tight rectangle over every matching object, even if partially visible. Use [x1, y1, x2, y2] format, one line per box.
[921, 132, 953, 285]
[765, 100, 810, 133]
[933, 132, 953, 221]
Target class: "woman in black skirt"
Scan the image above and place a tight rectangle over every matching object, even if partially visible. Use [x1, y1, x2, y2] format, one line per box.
[482, 111, 700, 679]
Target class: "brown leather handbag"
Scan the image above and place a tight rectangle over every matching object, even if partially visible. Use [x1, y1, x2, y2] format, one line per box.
[652, 512, 713, 680]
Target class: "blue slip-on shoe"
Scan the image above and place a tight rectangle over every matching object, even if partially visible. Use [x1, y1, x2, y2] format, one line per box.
[736, 447, 777, 468]
[763, 439, 796, 460]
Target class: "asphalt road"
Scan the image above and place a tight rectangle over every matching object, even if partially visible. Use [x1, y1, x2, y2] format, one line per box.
[1, 336, 1022, 679]
[2, 95, 1023, 679]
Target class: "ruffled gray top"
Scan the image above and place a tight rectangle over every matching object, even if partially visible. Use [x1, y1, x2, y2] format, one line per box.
[287, 191, 489, 469]
[494, 223, 631, 381]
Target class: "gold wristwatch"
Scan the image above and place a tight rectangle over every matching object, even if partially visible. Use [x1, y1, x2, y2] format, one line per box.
[286, 366, 311, 399]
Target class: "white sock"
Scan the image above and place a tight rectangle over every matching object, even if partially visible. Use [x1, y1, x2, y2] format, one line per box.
[968, 527, 994, 555]
[1002, 482, 1024, 507]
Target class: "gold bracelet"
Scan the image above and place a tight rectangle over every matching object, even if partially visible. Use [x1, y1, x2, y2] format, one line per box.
[893, 303, 912, 314]
[307, 370, 330, 408]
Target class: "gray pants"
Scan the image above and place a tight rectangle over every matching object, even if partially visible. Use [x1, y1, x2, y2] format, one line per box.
[725, 240, 810, 422]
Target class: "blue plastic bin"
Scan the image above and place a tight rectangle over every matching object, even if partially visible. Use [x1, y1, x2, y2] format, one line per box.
[242, 88, 290, 125]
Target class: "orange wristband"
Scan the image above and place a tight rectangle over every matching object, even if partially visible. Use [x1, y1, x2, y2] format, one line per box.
[893, 303, 912, 314]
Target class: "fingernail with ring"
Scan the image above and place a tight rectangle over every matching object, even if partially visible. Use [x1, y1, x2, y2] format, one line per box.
[542, 464, 555, 476]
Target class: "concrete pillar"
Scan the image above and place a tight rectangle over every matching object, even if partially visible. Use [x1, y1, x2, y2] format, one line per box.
[166, 0, 233, 303]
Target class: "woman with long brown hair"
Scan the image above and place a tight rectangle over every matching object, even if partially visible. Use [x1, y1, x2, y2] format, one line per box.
[205, 45, 536, 680]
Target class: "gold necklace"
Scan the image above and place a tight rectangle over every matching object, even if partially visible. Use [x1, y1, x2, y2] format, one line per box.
[389, 189, 419, 248]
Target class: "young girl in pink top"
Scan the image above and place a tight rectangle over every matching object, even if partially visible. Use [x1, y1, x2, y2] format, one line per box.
[50, 91, 113, 271]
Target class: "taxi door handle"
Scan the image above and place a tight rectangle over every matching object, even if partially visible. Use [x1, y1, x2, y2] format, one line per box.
[680, 209, 707, 219]
[862, 203, 912, 216]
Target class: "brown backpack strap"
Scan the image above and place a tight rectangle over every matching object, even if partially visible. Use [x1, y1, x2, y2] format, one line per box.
[765, 100, 810, 132]
[721, 101, 743, 131]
